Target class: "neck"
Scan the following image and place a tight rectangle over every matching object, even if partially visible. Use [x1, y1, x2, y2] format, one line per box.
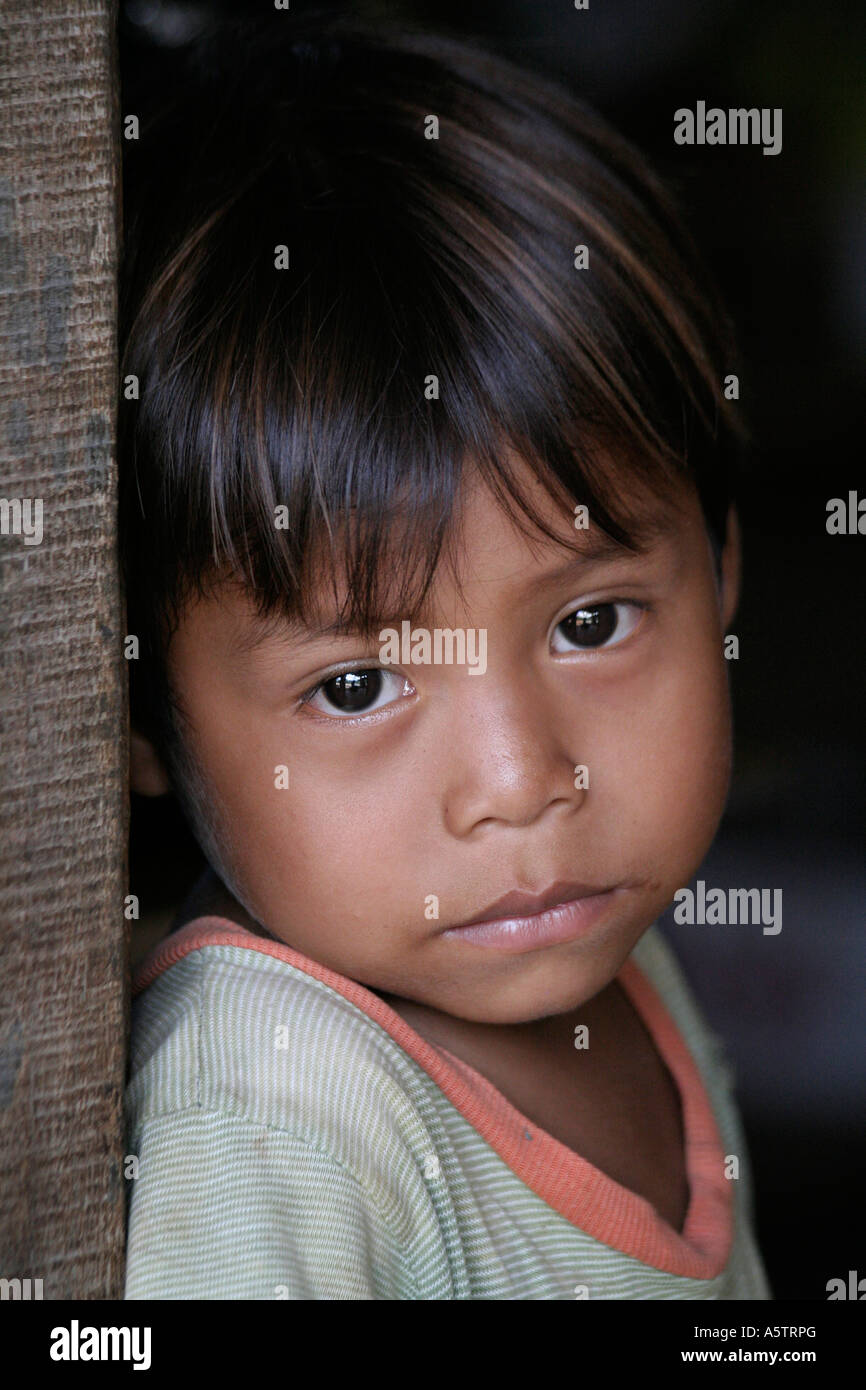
[173, 865, 276, 942]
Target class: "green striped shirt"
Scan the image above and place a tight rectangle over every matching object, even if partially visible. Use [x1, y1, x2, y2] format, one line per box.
[124, 917, 771, 1299]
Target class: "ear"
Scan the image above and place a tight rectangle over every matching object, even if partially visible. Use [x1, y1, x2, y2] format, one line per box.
[130, 724, 172, 796]
[718, 504, 741, 629]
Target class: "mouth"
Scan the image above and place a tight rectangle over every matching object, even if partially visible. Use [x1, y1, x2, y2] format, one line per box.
[439, 879, 623, 953]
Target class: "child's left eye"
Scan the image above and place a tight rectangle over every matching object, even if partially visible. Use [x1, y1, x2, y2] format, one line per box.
[552, 601, 644, 653]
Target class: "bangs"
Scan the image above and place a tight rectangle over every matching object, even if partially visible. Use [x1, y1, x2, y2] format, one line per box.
[119, 12, 745, 712]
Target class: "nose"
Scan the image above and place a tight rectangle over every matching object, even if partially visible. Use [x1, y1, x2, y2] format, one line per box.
[440, 672, 585, 837]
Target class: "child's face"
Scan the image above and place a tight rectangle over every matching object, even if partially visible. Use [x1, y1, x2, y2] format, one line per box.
[137, 454, 739, 1023]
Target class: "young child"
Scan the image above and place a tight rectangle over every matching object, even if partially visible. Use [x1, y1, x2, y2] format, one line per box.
[120, 11, 771, 1299]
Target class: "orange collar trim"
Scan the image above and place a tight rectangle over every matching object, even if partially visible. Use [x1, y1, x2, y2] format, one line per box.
[133, 917, 734, 1278]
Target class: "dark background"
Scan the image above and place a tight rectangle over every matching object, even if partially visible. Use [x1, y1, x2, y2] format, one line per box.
[121, 0, 866, 1300]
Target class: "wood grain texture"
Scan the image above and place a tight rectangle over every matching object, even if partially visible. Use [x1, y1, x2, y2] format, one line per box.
[0, 0, 128, 1298]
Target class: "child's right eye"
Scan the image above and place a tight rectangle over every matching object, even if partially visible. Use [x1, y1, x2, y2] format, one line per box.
[300, 668, 412, 718]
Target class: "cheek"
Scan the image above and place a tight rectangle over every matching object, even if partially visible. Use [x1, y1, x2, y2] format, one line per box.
[646, 680, 731, 849]
[204, 719, 415, 916]
[591, 634, 732, 873]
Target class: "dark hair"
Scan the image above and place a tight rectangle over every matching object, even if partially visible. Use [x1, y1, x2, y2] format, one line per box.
[119, 9, 748, 776]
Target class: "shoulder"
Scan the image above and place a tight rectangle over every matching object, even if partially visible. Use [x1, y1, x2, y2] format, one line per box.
[124, 934, 465, 1298]
[126, 934, 440, 1185]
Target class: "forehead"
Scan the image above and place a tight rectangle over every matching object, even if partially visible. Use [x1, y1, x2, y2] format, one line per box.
[183, 452, 700, 657]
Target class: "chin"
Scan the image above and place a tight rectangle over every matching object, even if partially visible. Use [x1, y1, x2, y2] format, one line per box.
[453, 961, 615, 1026]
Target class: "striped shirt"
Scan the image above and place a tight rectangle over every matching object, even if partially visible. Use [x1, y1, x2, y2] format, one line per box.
[124, 916, 771, 1299]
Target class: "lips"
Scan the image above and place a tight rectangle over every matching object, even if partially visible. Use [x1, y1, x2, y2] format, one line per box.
[446, 879, 611, 931]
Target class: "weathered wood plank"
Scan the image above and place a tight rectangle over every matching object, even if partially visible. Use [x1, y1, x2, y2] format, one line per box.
[0, 0, 127, 1299]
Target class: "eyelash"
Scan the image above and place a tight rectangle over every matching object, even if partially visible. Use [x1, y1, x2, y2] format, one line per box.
[297, 598, 650, 720]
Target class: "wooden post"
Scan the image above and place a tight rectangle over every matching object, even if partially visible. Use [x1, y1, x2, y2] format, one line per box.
[0, 0, 127, 1298]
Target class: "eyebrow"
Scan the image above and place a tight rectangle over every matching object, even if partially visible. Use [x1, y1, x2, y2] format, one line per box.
[232, 529, 656, 656]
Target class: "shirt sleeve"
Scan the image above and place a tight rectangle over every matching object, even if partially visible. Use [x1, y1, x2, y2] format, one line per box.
[124, 1106, 422, 1299]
